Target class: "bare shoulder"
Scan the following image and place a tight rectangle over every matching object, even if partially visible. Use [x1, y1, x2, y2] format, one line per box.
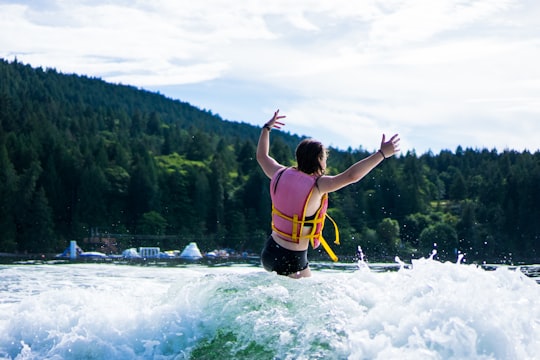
[317, 173, 356, 193]
[260, 161, 286, 179]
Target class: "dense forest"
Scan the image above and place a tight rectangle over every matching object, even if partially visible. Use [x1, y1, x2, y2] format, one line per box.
[1, 59, 539, 263]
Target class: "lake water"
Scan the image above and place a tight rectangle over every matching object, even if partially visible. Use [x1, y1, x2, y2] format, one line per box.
[1, 258, 539, 359]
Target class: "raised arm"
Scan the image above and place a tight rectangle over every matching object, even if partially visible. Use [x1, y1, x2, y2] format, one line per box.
[256, 110, 287, 179]
[317, 134, 400, 193]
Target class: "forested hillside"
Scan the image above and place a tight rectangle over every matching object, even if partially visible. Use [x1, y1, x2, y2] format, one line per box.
[1, 59, 539, 263]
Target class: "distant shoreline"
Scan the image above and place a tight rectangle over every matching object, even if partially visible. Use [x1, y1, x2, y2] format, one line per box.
[0, 252, 261, 266]
[1, 252, 539, 267]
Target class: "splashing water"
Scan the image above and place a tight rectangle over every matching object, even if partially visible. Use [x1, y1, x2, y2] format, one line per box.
[394, 256, 406, 271]
[0, 260, 539, 359]
[356, 246, 369, 271]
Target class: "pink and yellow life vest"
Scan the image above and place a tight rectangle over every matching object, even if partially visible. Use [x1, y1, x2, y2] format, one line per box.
[270, 168, 340, 261]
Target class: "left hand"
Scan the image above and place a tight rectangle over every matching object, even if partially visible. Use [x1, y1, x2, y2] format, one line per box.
[264, 109, 286, 130]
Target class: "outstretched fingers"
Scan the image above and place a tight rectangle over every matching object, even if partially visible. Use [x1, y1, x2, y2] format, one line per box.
[268, 109, 286, 129]
[380, 133, 401, 157]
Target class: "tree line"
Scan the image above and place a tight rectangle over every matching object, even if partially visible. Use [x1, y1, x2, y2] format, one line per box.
[1, 59, 539, 263]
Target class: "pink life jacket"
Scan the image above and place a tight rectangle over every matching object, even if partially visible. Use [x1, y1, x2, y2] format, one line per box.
[270, 168, 340, 261]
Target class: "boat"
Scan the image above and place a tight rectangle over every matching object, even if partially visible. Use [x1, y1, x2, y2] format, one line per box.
[121, 248, 141, 259]
[78, 251, 107, 259]
[205, 249, 230, 259]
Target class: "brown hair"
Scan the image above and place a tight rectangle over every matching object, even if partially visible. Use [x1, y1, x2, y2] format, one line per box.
[296, 139, 325, 175]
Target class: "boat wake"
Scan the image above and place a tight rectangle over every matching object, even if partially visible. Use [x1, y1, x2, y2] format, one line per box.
[0, 258, 539, 359]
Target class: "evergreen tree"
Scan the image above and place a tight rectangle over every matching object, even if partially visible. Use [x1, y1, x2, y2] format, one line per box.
[377, 218, 401, 253]
[127, 145, 159, 226]
[449, 167, 467, 201]
[0, 140, 18, 252]
[400, 151, 427, 214]
[209, 154, 226, 235]
[24, 187, 57, 253]
[419, 222, 458, 261]
[138, 211, 167, 235]
[1, 58, 539, 262]
[237, 140, 257, 175]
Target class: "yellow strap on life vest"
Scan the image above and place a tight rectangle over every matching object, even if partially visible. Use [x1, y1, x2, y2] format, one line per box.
[318, 236, 338, 262]
[292, 213, 299, 242]
[327, 213, 340, 245]
[271, 204, 303, 242]
[271, 190, 341, 261]
[312, 213, 340, 262]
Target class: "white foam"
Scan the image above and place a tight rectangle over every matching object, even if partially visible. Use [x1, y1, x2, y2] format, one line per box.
[0, 261, 538, 359]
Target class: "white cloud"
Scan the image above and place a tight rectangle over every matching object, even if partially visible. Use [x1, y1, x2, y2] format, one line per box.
[1, 0, 539, 154]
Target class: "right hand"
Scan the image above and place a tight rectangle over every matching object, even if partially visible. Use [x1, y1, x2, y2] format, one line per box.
[380, 134, 400, 158]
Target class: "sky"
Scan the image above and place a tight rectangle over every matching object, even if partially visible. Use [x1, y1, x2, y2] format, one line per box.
[1, 0, 539, 155]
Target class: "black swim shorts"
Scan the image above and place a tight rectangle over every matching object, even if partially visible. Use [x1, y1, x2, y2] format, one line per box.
[261, 235, 309, 276]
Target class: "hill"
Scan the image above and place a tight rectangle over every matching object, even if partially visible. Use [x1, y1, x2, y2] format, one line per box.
[0, 58, 303, 255]
[1, 59, 539, 263]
